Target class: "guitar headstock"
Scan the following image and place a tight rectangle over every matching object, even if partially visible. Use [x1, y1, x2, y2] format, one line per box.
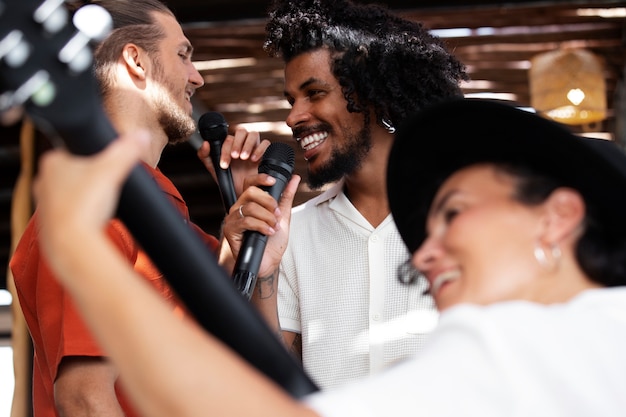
[0, 0, 116, 155]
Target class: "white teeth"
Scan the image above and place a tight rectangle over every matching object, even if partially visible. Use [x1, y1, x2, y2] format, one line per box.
[431, 270, 460, 295]
[298, 131, 328, 151]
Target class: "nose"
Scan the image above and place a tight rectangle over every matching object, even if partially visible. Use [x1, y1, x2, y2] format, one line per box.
[411, 235, 441, 274]
[285, 99, 311, 129]
[189, 64, 204, 88]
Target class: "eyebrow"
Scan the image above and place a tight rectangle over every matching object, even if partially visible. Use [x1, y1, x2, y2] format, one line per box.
[180, 42, 194, 55]
[430, 189, 458, 217]
[283, 77, 328, 98]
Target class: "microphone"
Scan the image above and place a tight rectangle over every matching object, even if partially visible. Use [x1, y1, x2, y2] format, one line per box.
[198, 111, 237, 212]
[233, 142, 295, 300]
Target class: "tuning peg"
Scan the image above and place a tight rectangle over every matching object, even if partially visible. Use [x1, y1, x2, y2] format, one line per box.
[72, 4, 113, 42]
[34, 0, 69, 34]
[0, 70, 55, 111]
[58, 4, 112, 73]
[0, 30, 31, 68]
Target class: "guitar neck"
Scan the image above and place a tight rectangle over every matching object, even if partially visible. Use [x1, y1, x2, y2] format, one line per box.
[0, 0, 318, 398]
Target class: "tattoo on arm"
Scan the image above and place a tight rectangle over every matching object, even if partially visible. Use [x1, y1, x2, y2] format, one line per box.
[255, 267, 278, 300]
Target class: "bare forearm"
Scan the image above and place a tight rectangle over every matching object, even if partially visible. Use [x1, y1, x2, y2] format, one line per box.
[49, 228, 314, 417]
[54, 357, 125, 417]
[251, 268, 303, 359]
[251, 267, 282, 335]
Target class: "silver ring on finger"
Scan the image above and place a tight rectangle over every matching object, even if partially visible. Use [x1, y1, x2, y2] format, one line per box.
[238, 204, 245, 219]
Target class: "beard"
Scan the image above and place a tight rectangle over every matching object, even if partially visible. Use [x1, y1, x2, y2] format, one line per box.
[157, 99, 196, 145]
[306, 120, 372, 190]
[151, 61, 197, 145]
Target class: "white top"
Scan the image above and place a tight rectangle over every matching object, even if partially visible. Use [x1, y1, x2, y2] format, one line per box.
[279, 181, 437, 390]
[305, 287, 626, 417]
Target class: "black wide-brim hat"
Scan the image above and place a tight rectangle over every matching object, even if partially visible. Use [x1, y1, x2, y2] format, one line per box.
[387, 98, 626, 254]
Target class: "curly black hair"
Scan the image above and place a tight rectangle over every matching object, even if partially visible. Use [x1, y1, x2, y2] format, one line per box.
[264, 0, 469, 129]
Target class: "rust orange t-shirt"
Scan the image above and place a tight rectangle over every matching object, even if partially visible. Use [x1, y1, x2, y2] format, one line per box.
[10, 163, 219, 417]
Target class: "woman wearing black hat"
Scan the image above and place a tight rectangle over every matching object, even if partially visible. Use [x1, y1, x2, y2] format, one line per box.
[34, 99, 626, 416]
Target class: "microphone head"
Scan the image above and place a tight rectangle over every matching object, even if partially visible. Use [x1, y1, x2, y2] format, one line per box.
[198, 112, 229, 144]
[259, 142, 295, 180]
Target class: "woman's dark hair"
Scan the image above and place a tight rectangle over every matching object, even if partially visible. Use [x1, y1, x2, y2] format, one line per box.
[264, 0, 469, 130]
[500, 163, 626, 288]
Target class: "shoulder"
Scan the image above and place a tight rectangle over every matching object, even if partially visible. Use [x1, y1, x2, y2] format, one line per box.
[436, 291, 626, 348]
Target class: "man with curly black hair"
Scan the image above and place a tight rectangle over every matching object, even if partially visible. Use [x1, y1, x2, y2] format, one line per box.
[249, 0, 469, 390]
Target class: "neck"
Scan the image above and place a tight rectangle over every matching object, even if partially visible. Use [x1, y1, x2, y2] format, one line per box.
[105, 97, 168, 168]
[343, 131, 393, 227]
[531, 259, 603, 304]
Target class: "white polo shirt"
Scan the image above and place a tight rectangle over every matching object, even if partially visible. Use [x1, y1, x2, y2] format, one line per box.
[279, 181, 438, 390]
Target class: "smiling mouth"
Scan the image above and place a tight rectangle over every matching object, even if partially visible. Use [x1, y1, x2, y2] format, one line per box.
[430, 270, 461, 295]
[297, 131, 328, 151]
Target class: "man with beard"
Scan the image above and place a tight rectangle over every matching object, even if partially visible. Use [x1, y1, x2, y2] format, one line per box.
[8, 1, 292, 416]
[237, 0, 468, 390]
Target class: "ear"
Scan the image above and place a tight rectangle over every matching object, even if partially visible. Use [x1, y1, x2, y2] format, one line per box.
[121, 44, 147, 81]
[540, 187, 586, 244]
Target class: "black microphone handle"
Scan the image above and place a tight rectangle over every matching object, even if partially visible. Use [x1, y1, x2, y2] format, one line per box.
[199, 112, 237, 213]
[233, 162, 292, 300]
[209, 141, 237, 212]
[232, 233, 267, 298]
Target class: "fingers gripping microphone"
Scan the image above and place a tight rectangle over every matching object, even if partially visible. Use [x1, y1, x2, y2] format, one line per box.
[198, 112, 237, 212]
[233, 142, 295, 300]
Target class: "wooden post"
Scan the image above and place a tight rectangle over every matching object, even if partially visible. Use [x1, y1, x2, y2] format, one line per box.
[8, 118, 35, 417]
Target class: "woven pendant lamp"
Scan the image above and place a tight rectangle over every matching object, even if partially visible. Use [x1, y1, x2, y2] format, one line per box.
[529, 48, 607, 125]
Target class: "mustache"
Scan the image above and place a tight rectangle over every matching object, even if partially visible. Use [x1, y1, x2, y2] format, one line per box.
[292, 122, 333, 140]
